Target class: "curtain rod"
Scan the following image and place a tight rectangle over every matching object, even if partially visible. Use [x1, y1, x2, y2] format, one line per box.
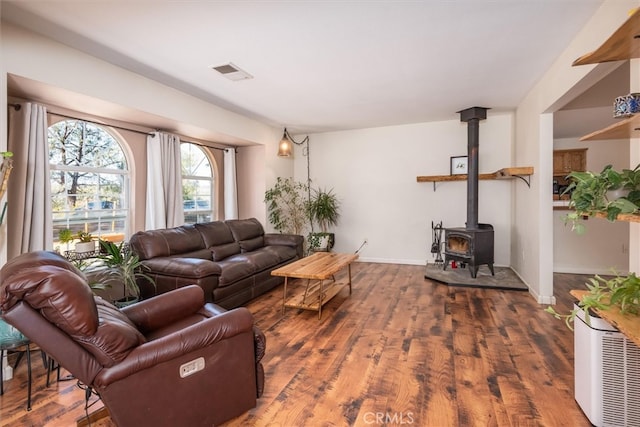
[47, 111, 154, 136]
[10, 102, 237, 151]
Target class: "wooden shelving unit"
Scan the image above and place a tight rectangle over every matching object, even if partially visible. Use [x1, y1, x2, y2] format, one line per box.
[572, 7, 640, 66]
[579, 113, 640, 141]
[593, 211, 640, 223]
[417, 167, 533, 191]
[574, 7, 640, 141]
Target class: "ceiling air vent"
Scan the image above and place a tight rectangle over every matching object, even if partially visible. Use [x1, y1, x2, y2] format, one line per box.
[211, 62, 253, 81]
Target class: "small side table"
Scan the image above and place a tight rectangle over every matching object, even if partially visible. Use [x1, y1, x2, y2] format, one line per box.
[0, 319, 33, 410]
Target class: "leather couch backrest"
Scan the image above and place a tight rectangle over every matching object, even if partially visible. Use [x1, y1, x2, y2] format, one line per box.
[195, 221, 235, 247]
[225, 218, 266, 252]
[130, 224, 205, 260]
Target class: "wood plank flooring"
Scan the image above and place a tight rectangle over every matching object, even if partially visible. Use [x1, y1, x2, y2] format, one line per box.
[0, 264, 592, 426]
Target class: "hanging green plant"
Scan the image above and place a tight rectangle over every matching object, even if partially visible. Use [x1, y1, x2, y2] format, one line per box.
[564, 164, 640, 233]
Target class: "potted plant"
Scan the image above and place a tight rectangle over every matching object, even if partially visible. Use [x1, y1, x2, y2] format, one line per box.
[98, 240, 155, 307]
[74, 231, 96, 254]
[564, 164, 640, 234]
[307, 187, 340, 252]
[264, 177, 310, 235]
[58, 228, 74, 252]
[545, 272, 640, 330]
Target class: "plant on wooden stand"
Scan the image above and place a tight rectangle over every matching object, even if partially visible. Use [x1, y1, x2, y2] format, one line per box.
[550, 165, 640, 328]
[563, 164, 640, 234]
[545, 272, 640, 330]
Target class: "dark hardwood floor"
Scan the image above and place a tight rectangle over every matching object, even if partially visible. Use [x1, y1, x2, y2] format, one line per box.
[0, 264, 593, 426]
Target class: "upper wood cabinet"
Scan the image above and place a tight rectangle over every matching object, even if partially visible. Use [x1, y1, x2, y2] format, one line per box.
[553, 148, 587, 176]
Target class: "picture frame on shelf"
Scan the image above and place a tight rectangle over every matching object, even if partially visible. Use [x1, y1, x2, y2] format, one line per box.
[450, 156, 468, 175]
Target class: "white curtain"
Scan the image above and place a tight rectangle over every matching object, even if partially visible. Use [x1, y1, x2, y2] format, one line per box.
[145, 132, 184, 229]
[7, 102, 52, 258]
[224, 148, 238, 220]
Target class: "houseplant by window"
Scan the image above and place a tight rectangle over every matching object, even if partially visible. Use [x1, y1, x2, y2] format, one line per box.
[264, 177, 310, 235]
[75, 231, 96, 254]
[308, 187, 340, 252]
[98, 240, 155, 307]
[58, 228, 74, 252]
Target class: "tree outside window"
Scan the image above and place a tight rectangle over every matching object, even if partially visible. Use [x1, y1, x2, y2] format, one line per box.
[49, 120, 130, 249]
[181, 143, 214, 224]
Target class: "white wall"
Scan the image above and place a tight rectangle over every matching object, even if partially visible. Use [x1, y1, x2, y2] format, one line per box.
[292, 112, 515, 266]
[514, 0, 638, 303]
[553, 137, 630, 274]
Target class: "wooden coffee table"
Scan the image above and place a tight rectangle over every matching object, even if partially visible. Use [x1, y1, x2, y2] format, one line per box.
[271, 252, 358, 319]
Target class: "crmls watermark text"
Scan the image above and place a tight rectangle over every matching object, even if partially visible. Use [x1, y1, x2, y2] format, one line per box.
[363, 411, 415, 425]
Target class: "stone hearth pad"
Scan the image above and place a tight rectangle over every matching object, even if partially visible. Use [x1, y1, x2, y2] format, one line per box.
[424, 263, 528, 291]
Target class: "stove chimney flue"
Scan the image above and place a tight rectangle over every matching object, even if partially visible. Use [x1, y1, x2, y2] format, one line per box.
[458, 106, 488, 230]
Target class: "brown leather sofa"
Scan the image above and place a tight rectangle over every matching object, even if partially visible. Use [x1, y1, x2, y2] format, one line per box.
[0, 251, 266, 427]
[129, 218, 303, 308]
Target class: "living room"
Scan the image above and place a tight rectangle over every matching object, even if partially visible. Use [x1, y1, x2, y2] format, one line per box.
[1, 0, 640, 426]
[2, 1, 638, 302]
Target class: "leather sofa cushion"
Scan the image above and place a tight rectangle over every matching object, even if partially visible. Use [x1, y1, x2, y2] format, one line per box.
[195, 221, 235, 247]
[143, 257, 222, 278]
[239, 236, 264, 252]
[216, 259, 255, 287]
[226, 218, 264, 242]
[130, 225, 205, 260]
[77, 298, 146, 367]
[242, 248, 281, 272]
[210, 242, 241, 261]
[263, 245, 298, 263]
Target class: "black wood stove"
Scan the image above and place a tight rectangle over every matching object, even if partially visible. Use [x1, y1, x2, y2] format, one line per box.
[443, 107, 495, 278]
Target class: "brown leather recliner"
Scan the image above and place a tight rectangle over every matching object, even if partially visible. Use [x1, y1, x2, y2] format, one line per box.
[0, 251, 266, 427]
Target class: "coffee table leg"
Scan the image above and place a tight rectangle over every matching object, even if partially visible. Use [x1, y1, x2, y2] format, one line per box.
[318, 278, 324, 319]
[282, 276, 288, 316]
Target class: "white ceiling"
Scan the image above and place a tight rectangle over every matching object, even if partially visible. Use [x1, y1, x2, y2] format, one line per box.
[2, 0, 607, 136]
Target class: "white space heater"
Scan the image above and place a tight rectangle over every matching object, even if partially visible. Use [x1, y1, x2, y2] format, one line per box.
[574, 304, 640, 426]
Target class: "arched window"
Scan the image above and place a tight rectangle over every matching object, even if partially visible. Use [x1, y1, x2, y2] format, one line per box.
[49, 120, 130, 250]
[181, 143, 214, 224]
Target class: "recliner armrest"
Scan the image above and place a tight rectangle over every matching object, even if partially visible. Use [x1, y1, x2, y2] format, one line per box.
[264, 233, 304, 258]
[122, 285, 204, 333]
[93, 307, 254, 387]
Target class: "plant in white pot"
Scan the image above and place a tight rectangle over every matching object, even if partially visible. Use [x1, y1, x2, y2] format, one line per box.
[74, 231, 96, 254]
[58, 228, 74, 252]
[308, 187, 340, 253]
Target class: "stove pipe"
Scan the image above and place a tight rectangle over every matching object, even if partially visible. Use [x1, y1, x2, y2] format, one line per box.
[458, 107, 489, 230]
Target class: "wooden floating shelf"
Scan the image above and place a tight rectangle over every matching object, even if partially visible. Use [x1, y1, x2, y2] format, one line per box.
[572, 7, 640, 66]
[417, 167, 534, 190]
[593, 211, 640, 223]
[570, 289, 640, 348]
[579, 114, 640, 141]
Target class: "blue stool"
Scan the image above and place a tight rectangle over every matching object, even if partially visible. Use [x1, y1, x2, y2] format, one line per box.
[0, 318, 32, 411]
